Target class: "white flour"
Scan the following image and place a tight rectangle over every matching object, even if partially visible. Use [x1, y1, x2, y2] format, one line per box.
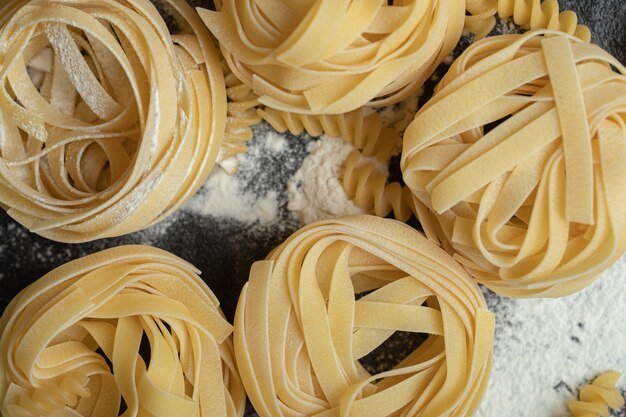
[478, 258, 626, 417]
[184, 168, 278, 224]
[183, 131, 286, 225]
[288, 136, 369, 224]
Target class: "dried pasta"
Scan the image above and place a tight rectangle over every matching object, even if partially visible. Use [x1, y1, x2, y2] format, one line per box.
[569, 372, 624, 417]
[0, 245, 245, 417]
[260, 106, 432, 226]
[198, 0, 465, 115]
[220, 56, 261, 167]
[0, 0, 227, 242]
[234, 215, 495, 417]
[465, 0, 590, 40]
[401, 30, 626, 297]
[259, 107, 397, 162]
[342, 151, 445, 245]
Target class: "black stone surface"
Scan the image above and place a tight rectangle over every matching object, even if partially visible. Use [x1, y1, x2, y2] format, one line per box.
[0, 1, 624, 416]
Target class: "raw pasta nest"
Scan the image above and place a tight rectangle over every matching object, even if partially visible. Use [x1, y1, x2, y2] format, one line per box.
[198, 0, 465, 115]
[0, 245, 245, 417]
[0, 0, 227, 243]
[234, 216, 495, 417]
[401, 30, 626, 298]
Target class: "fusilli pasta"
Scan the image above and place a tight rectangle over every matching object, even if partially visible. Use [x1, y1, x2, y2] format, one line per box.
[569, 372, 624, 417]
[465, 0, 590, 40]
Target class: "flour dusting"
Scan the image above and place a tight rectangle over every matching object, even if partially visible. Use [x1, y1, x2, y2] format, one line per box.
[184, 131, 290, 225]
[288, 136, 369, 224]
[185, 168, 278, 224]
[478, 259, 626, 417]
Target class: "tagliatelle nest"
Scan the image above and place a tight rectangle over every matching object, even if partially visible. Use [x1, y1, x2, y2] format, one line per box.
[198, 0, 465, 115]
[402, 30, 626, 298]
[0, 245, 245, 417]
[234, 216, 494, 417]
[0, 0, 227, 243]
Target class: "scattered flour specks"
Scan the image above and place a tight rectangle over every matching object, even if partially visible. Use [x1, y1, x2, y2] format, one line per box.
[264, 131, 287, 152]
[183, 131, 290, 225]
[288, 136, 369, 224]
[478, 257, 626, 417]
[185, 167, 279, 224]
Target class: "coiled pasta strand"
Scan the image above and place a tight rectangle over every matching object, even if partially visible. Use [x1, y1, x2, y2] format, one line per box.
[569, 372, 624, 417]
[219, 58, 261, 164]
[465, 0, 591, 40]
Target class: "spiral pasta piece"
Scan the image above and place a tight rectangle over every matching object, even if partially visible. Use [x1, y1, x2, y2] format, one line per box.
[259, 107, 397, 162]
[234, 215, 495, 417]
[220, 56, 261, 165]
[401, 30, 626, 297]
[0, 0, 227, 242]
[465, 0, 591, 40]
[341, 151, 446, 244]
[569, 372, 624, 417]
[198, 0, 465, 115]
[259, 105, 429, 227]
[0, 245, 245, 417]
[341, 150, 411, 219]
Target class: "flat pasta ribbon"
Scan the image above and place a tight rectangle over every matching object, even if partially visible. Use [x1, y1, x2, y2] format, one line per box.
[198, 0, 465, 115]
[0, 245, 245, 417]
[401, 30, 626, 298]
[0, 0, 227, 242]
[234, 215, 495, 417]
[569, 372, 624, 417]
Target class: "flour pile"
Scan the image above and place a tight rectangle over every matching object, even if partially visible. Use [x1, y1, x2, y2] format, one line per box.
[184, 131, 290, 225]
[287, 136, 369, 224]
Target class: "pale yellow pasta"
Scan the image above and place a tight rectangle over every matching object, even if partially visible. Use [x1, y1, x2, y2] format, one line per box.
[198, 0, 465, 115]
[401, 30, 626, 297]
[259, 107, 398, 162]
[342, 151, 445, 243]
[0, 0, 227, 242]
[0, 245, 245, 417]
[220, 55, 261, 165]
[259, 106, 427, 223]
[465, 0, 590, 40]
[569, 372, 624, 417]
[234, 215, 495, 417]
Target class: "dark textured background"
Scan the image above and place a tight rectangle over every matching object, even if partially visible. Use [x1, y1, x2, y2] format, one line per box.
[0, 1, 624, 416]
